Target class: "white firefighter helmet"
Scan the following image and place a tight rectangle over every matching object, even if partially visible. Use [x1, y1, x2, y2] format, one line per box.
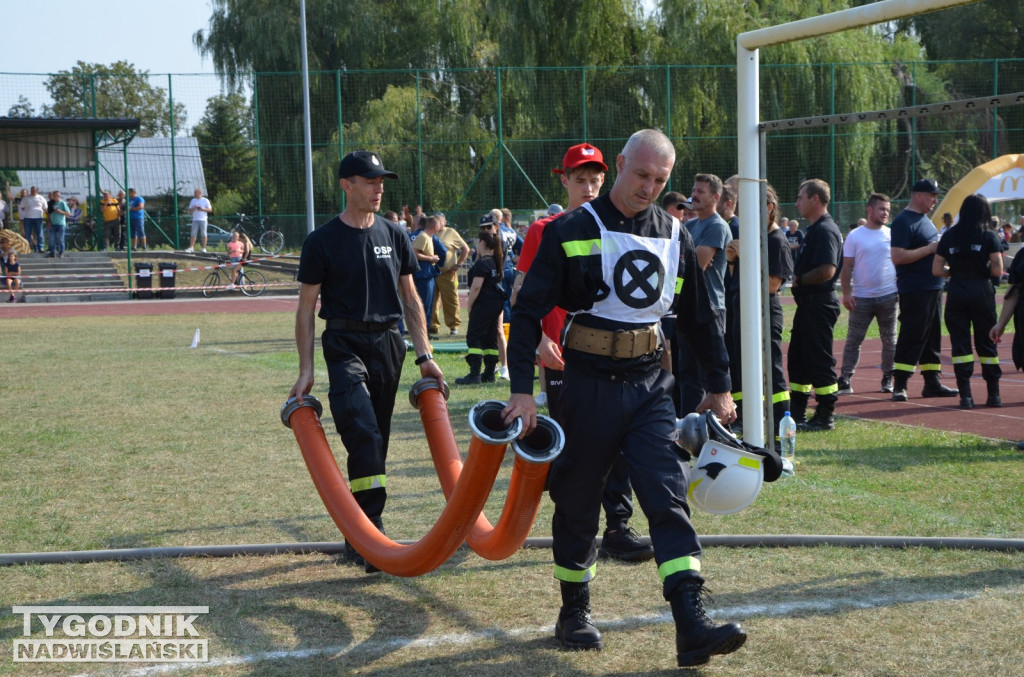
[687, 440, 765, 515]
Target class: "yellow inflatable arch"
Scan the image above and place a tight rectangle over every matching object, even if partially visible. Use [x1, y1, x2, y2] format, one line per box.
[935, 154, 1024, 222]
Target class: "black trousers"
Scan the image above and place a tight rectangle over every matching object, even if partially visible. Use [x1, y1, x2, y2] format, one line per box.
[945, 279, 1001, 382]
[322, 326, 406, 520]
[466, 294, 503, 356]
[729, 292, 790, 415]
[550, 366, 701, 598]
[547, 367, 635, 532]
[677, 313, 728, 416]
[894, 288, 944, 376]
[788, 291, 840, 404]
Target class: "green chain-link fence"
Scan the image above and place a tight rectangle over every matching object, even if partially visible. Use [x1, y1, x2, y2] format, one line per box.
[4, 59, 1024, 246]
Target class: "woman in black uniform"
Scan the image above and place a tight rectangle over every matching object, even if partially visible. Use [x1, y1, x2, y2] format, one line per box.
[456, 231, 506, 384]
[932, 194, 1004, 409]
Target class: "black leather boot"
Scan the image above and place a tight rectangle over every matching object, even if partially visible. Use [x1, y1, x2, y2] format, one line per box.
[957, 378, 973, 409]
[670, 580, 746, 667]
[455, 354, 482, 385]
[985, 378, 1002, 408]
[921, 371, 958, 398]
[481, 355, 498, 383]
[789, 391, 809, 424]
[800, 397, 835, 432]
[555, 581, 603, 650]
[891, 372, 910, 402]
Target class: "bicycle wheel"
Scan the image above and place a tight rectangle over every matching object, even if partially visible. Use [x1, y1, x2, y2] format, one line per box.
[259, 229, 284, 255]
[73, 230, 94, 251]
[239, 270, 266, 297]
[202, 272, 222, 298]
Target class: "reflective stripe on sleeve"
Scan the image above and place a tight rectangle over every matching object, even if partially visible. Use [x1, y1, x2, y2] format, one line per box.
[562, 239, 602, 258]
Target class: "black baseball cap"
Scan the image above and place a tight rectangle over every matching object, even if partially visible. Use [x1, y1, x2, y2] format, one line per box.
[338, 151, 398, 180]
[479, 213, 498, 227]
[911, 178, 940, 194]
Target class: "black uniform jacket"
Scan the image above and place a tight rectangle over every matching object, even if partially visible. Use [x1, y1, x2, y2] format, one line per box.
[509, 193, 730, 394]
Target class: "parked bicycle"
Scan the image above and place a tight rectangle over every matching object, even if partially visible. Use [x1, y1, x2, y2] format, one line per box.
[201, 256, 267, 297]
[71, 216, 100, 251]
[234, 213, 284, 255]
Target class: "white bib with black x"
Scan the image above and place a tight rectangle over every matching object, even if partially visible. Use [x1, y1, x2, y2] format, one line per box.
[578, 201, 680, 324]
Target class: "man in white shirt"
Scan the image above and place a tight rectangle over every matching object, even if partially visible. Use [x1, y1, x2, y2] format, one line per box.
[186, 188, 213, 253]
[838, 193, 898, 394]
[19, 186, 49, 253]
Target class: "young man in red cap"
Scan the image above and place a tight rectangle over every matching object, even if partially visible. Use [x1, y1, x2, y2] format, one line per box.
[512, 142, 655, 563]
[291, 150, 443, 573]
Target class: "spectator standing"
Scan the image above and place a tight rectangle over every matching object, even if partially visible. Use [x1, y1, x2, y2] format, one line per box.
[838, 193, 898, 394]
[785, 217, 805, 259]
[429, 212, 470, 336]
[128, 189, 147, 251]
[932, 194, 1004, 408]
[724, 183, 794, 426]
[47, 190, 70, 259]
[515, 142, 653, 564]
[19, 187, 48, 253]
[678, 173, 732, 415]
[990, 245, 1024, 372]
[99, 190, 120, 251]
[411, 215, 447, 332]
[290, 150, 442, 573]
[502, 130, 743, 665]
[889, 179, 959, 402]
[0, 192, 7, 230]
[186, 188, 213, 253]
[116, 190, 128, 251]
[455, 231, 504, 384]
[788, 179, 844, 431]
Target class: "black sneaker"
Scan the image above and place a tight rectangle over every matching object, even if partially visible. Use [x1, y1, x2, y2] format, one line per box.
[598, 526, 654, 563]
[836, 378, 852, 395]
[892, 388, 908, 402]
[880, 375, 894, 393]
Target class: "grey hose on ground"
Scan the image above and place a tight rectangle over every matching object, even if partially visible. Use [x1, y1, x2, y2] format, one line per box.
[3, 534, 1024, 566]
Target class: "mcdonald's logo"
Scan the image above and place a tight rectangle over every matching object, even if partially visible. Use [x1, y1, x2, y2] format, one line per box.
[999, 174, 1024, 193]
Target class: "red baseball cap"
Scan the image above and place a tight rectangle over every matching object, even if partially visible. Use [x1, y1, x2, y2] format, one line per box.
[553, 143, 607, 174]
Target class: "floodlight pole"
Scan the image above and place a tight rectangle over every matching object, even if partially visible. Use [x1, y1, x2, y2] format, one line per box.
[299, 0, 315, 234]
[735, 0, 981, 447]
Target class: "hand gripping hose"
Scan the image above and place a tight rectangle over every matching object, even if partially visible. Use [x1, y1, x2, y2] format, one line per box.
[281, 388, 511, 577]
[409, 379, 564, 560]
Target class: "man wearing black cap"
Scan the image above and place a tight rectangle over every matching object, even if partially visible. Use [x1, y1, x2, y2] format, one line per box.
[290, 150, 443, 573]
[889, 178, 958, 402]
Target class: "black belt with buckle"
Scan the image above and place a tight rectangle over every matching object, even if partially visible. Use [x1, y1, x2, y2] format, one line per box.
[326, 318, 398, 332]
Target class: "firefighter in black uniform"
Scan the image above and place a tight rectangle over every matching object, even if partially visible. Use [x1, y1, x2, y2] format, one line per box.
[724, 182, 794, 427]
[290, 151, 444, 573]
[788, 179, 843, 431]
[890, 178, 959, 401]
[502, 130, 745, 668]
[932, 194, 1004, 408]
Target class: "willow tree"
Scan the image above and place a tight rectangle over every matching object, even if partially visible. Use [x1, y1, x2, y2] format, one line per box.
[193, 0, 491, 216]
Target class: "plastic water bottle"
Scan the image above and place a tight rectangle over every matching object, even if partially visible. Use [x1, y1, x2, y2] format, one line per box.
[779, 411, 796, 477]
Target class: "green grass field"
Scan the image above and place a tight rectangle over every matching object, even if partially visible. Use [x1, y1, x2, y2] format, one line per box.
[1, 311, 1022, 676]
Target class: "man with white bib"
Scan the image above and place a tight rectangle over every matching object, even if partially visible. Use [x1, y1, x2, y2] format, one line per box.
[503, 129, 744, 667]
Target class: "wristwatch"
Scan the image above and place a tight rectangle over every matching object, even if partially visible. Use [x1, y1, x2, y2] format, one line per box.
[414, 353, 433, 365]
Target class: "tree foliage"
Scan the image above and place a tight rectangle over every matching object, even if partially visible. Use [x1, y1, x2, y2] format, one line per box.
[42, 61, 188, 137]
[192, 92, 257, 207]
[190, 0, 1024, 221]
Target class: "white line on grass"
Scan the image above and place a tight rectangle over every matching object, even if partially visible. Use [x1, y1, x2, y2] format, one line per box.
[74, 588, 976, 676]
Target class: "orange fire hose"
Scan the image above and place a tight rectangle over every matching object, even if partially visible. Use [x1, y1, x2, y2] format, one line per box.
[281, 392, 509, 577]
[410, 381, 563, 560]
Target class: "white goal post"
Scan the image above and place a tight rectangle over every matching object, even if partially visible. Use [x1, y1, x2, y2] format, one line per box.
[734, 0, 983, 447]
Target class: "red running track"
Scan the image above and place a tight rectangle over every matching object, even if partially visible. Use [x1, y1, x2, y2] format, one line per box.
[3, 295, 1020, 442]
